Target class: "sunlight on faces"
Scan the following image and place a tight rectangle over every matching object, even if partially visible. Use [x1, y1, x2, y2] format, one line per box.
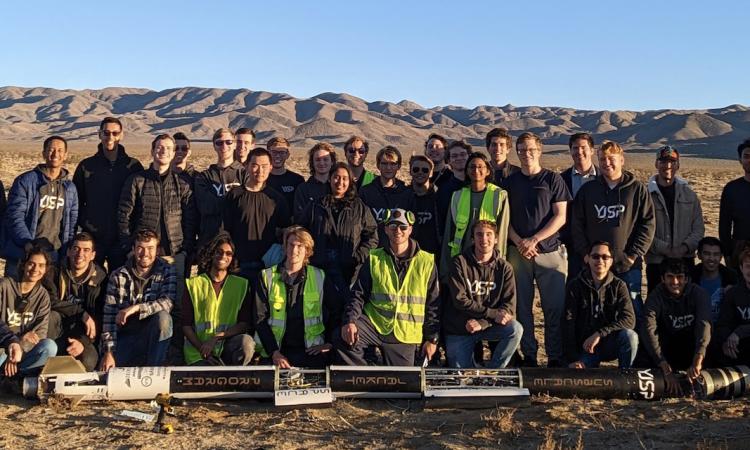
[586, 244, 613, 279]
[346, 140, 367, 167]
[235, 134, 254, 163]
[68, 240, 95, 272]
[467, 159, 490, 183]
[516, 139, 541, 169]
[448, 147, 468, 173]
[43, 138, 68, 169]
[488, 137, 510, 165]
[134, 238, 158, 271]
[472, 224, 497, 254]
[285, 235, 309, 268]
[410, 161, 432, 185]
[313, 150, 333, 176]
[213, 132, 235, 162]
[330, 167, 350, 198]
[269, 144, 290, 169]
[570, 138, 593, 169]
[213, 243, 234, 271]
[385, 221, 412, 246]
[377, 155, 400, 180]
[699, 244, 722, 273]
[100, 122, 122, 151]
[662, 271, 688, 297]
[174, 139, 191, 165]
[656, 158, 679, 183]
[425, 138, 446, 165]
[151, 138, 175, 167]
[740, 148, 750, 175]
[598, 150, 624, 181]
[248, 154, 272, 185]
[23, 254, 47, 284]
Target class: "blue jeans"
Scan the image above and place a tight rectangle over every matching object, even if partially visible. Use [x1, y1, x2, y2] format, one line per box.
[615, 268, 644, 330]
[579, 329, 638, 369]
[115, 311, 172, 366]
[445, 320, 523, 369]
[0, 338, 58, 376]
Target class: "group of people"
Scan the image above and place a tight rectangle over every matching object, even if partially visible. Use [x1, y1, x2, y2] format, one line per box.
[1, 115, 749, 394]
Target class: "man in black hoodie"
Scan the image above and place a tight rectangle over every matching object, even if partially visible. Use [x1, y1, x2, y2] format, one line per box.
[444, 220, 522, 368]
[359, 146, 415, 246]
[293, 142, 336, 221]
[641, 258, 711, 393]
[43, 232, 106, 371]
[407, 155, 441, 256]
[572, 141, 655, 325]
[73, 117, 144, 270]
[564, 241, 637, 369]
[716, 247, 750, 365]
[719, 139, 750, 270]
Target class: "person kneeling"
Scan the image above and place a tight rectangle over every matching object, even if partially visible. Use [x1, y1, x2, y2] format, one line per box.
[183, 234, 254, 366]
[564, 241, 638, 369]
[444, 220, 522, 368]
[335, 209, 440, 366]
[255, 227, 331, 369]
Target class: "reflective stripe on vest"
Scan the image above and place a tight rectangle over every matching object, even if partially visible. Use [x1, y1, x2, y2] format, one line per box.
[184, 274, 248, 365]
[361, 170, 376, 187]
[255, 264, 326, 357]
[449, 184, 503, 257]
[364, 248, 434, 344]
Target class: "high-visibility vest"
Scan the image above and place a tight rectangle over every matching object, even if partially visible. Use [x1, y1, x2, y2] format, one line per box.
[255, 264, 326, 357]
[364, 248, 434, 344]
[184, 274, 248, 365]
[361, 170, 376, 187]
[448, 184, 505, 257]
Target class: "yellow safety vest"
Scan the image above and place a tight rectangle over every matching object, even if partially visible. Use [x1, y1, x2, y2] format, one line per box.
[255, 264, 326, 357]
[364, 248, 434, 344]
[361, 170, 376, 187]
[184, 274, 248, 365]
[448, 184, 505, 257]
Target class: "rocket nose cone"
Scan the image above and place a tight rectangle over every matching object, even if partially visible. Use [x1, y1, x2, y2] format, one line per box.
[700, 365, 750, 399]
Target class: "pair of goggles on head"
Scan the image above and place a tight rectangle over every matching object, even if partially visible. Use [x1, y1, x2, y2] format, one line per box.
[383, 209, 416, 226]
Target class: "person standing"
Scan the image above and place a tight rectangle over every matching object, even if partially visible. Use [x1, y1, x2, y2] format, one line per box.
[425, 133, 453, 189]
[2, 136, 78, 277]
[719, 139, 750, 270]
[344, 136, 376, 190]
[293, 142, 337, 220]
[233, 128, 255, 166]
[171, 132, 197, 183]
[73, 117, 143, 269]
[407, 155, 441, 256]
[266, 137, 305, 213]
[485, 128, 520, 187]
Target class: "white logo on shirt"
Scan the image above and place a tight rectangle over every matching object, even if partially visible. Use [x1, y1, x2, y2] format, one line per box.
[40, 195, 64, 210]
[737, 306, 750, 320]
[212, 182, 241, 197]
[468, 280, 496, 295]
[6, 308, 34, 328]
[416, 211, 432, 225]
[669, 314, 694, 330]
[594, 204, 625, 220]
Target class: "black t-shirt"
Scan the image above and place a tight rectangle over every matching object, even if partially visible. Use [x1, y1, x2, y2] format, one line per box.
[267, 170, 305, 213]
[436, 173, 466, 234]
[222, 186, 291, 265]
[36, 178, 65, 250]
[411, 188, 440, 255]
[505, 169, 571, 253]
[658, 182, 676, 233]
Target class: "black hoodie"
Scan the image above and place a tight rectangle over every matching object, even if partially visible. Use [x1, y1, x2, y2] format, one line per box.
[572, 171, 655, 273]
[443, 247, 516, 336]
[563, 270, 635, 363]
[358, 178, 416, 247]
[716, 281, 750, 342]
[193, 161, 247, 249]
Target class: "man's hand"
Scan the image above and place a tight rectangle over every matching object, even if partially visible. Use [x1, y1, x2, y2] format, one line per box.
[624, 254, 637, 270]
[342, 323, 358, 346]
[659, 361, 682, 396]
[8, 343, 22, 364]
[272, 350, 292, 369]
[99, 351, 116, 371]
[687, 354, 704, 380]
[199, 336, 219, 358]
[723, 333, 740, 359]
[115, 305, 140, 327]
[518, 237, 540, 259]
[465, 319, 482, 334]
[66, 338, 84, 358]
[568, 361, 585, 369]
[82, 312, 97, 340]
[496, 311, 513, 326]
[21, 331, 40, 346]
[305, 343, 332, 355]
[583, 332, 601, 354]
[421, 341, 438, 360]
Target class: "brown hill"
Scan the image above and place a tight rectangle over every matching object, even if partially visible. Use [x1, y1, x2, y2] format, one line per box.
[0, 86, 748, 158]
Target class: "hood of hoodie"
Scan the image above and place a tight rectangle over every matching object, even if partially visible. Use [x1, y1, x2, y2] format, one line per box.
[34, 165, 70, 182]
[647, 175, 688, 194]
[577, 268, 616, 292]
[374, 177, 408, 194]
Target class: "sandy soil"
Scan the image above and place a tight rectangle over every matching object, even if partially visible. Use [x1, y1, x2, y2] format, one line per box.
[0, 140, 747, 449]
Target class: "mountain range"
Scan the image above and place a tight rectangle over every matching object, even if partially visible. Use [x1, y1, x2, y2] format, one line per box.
[1, 86, 748, 158]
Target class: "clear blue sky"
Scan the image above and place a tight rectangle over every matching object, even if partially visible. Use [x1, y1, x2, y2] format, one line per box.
[1, 0, 747, 111]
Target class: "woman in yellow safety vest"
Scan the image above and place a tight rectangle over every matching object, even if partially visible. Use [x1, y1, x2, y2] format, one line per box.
[254, 226, 332, 369]
[182, 233, 255, 365]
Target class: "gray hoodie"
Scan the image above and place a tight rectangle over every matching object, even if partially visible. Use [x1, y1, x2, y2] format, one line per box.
[0, 277, 51, 351]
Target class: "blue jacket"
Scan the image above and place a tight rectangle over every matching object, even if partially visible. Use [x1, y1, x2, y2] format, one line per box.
[1, 166, 78, 261]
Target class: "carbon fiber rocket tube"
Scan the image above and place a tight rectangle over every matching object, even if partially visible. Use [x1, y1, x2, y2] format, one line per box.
[329, 365, 423, 398]
[521, 367, 668, 400]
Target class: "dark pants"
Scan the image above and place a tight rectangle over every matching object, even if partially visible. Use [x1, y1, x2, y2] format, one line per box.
[94, 237, 126, 272]
[115, 311, 172, 366]
[261, 347, 329, 369]
[189, 334, 256, 366]
[334, 314, 417, 366]
[579, 329, 639, 369]
[47, 310, 99, 371]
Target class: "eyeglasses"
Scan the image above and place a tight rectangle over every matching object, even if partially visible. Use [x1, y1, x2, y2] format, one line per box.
[101, 130, 121, 137]
[411, 166, 430, 174]
[347, 148, 367, 155]
[214, 140, 234, 146]
[589, 253, 612, 261]
[387, 223, 410, 231]
[215, 250, 234, 257]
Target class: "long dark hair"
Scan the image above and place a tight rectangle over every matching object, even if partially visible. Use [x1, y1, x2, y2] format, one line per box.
[196, 233, 239, 275]
[327, 162, 357, 202]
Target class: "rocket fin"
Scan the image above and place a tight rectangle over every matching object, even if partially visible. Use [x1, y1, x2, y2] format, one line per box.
[41, 356, 87, 375]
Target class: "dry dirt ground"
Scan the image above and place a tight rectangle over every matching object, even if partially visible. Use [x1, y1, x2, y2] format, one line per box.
[0, 140, 748, 449]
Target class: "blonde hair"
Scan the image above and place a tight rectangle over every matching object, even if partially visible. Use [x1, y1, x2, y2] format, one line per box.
[283, 226, 315, 265]
[212, 128, 235, 143]
[599, 140, 624, 156]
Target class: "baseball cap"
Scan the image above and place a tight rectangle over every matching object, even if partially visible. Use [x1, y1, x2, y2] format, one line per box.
[656, 145, 679, 161]
[384, 208, 415, 226]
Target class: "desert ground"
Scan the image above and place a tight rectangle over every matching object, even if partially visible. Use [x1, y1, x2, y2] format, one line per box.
[0, 139, 748, 449]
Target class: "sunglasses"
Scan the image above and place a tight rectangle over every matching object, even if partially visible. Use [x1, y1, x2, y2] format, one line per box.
[347, 148, 367, 155]
[214, 140, 234, 146]
[215, 250, 234, 257]
[101, 130, 121, 137]
[411, 166, 430, 174]
[387, 223, 410, 231]
[589, 253, 612, 261]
